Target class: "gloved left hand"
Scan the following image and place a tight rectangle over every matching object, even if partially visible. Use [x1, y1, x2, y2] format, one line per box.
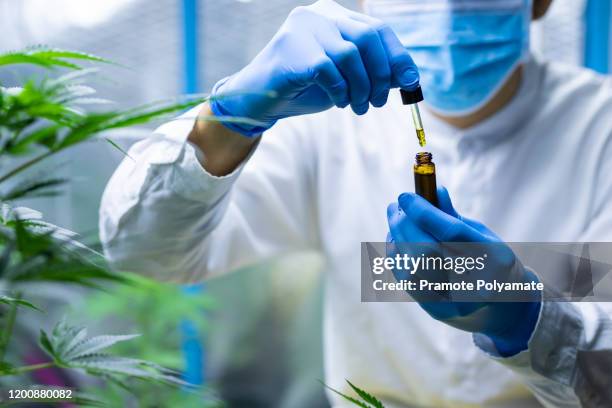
[386, 187, 542, 356]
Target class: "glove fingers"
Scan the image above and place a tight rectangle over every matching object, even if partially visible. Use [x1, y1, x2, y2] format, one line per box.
[387, 201, 444, 265]
[336, 17, 391, 108]
[310, 56, 350, 108]
[321, 34, 372, 115]
[387, 202, 435, 244]
[377, 25, 420, 90]
[398, 193, 484, 243]
[436, 186, 460, 219]
[347, 12, 420, 90]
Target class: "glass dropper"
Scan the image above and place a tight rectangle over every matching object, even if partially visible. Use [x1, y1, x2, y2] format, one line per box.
[400, 86, 427, 147]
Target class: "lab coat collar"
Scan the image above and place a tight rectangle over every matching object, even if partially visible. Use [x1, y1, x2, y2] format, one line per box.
[422, 52, 544, 150]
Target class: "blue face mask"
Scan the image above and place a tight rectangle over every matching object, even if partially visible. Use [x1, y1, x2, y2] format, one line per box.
[364, 0, 532, 116]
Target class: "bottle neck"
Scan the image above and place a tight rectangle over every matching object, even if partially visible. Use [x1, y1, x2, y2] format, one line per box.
[415, 152, 433, 165]
[414, 152, 435, 175]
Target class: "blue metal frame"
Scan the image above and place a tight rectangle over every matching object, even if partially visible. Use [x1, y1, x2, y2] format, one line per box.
[585, 0, 611, 73]
[183, 0, 200, 94]
[181, 284, 205, 386]
[181, 0, 205, 388]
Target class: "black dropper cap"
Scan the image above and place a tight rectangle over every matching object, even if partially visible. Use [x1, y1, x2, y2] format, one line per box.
[400, 85, 424, 105]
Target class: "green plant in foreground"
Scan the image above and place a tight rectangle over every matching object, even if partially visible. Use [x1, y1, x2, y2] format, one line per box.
[3, 318, 183, 385]
[38, 320, 183, 385]
[323, 380, 386, 408]
[78, 276, 218, 407]
[0, 46, 207, 404]
[83, 275, 213, 368]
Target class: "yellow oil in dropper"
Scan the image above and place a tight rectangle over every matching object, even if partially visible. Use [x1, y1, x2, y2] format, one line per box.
[400, 86, 427, 147]
[411, 104, 426, 147]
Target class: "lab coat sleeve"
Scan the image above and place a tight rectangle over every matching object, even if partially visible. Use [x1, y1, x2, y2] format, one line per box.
[99, 105, 320, 282]
[474, 134, 612, 408]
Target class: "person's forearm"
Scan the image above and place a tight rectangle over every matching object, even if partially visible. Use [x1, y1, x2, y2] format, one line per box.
[188, 103, 259, 176]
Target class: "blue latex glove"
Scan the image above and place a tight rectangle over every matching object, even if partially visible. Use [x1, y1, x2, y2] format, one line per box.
[210, 0, 420, 137]
[386, 187, 542, 356]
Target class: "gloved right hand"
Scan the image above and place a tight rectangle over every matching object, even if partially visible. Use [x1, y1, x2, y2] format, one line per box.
[210, 0, 420, 137]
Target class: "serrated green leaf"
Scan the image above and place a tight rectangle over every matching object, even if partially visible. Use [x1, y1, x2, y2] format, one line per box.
[0, 295, 41, 311]
[72, 97, 112, 106]
[32, 48, 111, 64]
[64, 334, 141, 360]
[5, 125, 60, 154]
[61, 327, 88, 356]
[0, 243, 12, 276]
[39, 329, 56, 359]
[74, 356, 188, 388]
[0, 47, 110, 69]
[347, 380, 385, 408]
[320, 381, 374, 408]
[104, 138, 133, 160]
[0, 53, 61, 68]
[38, 321, 187, 388]
[100, 99, 202, 131]
[0, 48, 220, 401]
[51, 67, 100, 85]
[3, 217, 127, 287]
[54, 112, 116, 149]
[1, 178, 67, 201]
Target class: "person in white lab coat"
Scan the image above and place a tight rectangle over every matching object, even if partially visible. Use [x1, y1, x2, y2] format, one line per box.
[100, 0, 612, 406]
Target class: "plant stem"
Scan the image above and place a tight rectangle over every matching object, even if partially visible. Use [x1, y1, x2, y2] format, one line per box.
[0, 295, 19, 360]
[0, 151, 54, 185]
[4, 361, 55, 376]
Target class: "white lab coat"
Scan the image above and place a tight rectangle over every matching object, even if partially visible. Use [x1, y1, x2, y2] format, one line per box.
[100, 54, 612, 407]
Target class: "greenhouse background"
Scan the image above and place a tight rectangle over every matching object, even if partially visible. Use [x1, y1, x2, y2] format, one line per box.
[1, 0, 611, 406]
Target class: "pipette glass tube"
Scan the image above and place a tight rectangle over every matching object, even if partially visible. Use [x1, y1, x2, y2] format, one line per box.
[410, 104, 426, 147]
[400, 86, 427, 147]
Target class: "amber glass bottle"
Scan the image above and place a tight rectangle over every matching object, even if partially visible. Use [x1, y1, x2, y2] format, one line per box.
[414, 152, 439, 208]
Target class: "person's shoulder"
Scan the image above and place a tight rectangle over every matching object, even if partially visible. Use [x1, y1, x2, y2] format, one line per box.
[537, 59, 612, 161]
[541, 58, 612, 104]
[538, 58, 612, 131]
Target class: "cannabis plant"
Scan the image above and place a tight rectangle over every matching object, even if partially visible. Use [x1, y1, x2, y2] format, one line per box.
[324, 380, 386, 408]
[79, 275, 215, 407]
[0, 47, 206, 404]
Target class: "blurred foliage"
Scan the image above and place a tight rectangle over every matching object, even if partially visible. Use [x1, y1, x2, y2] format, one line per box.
[84, 276, 213, 368]
[0, 47, 201, 198]
[86, 382, 220, 408]
[80, 276, 219, 407]
[0, 46, 209, 406]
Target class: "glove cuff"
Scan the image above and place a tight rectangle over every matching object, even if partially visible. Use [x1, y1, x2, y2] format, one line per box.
[488, 269, 543, 357]
[209, 77, 275, 138]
